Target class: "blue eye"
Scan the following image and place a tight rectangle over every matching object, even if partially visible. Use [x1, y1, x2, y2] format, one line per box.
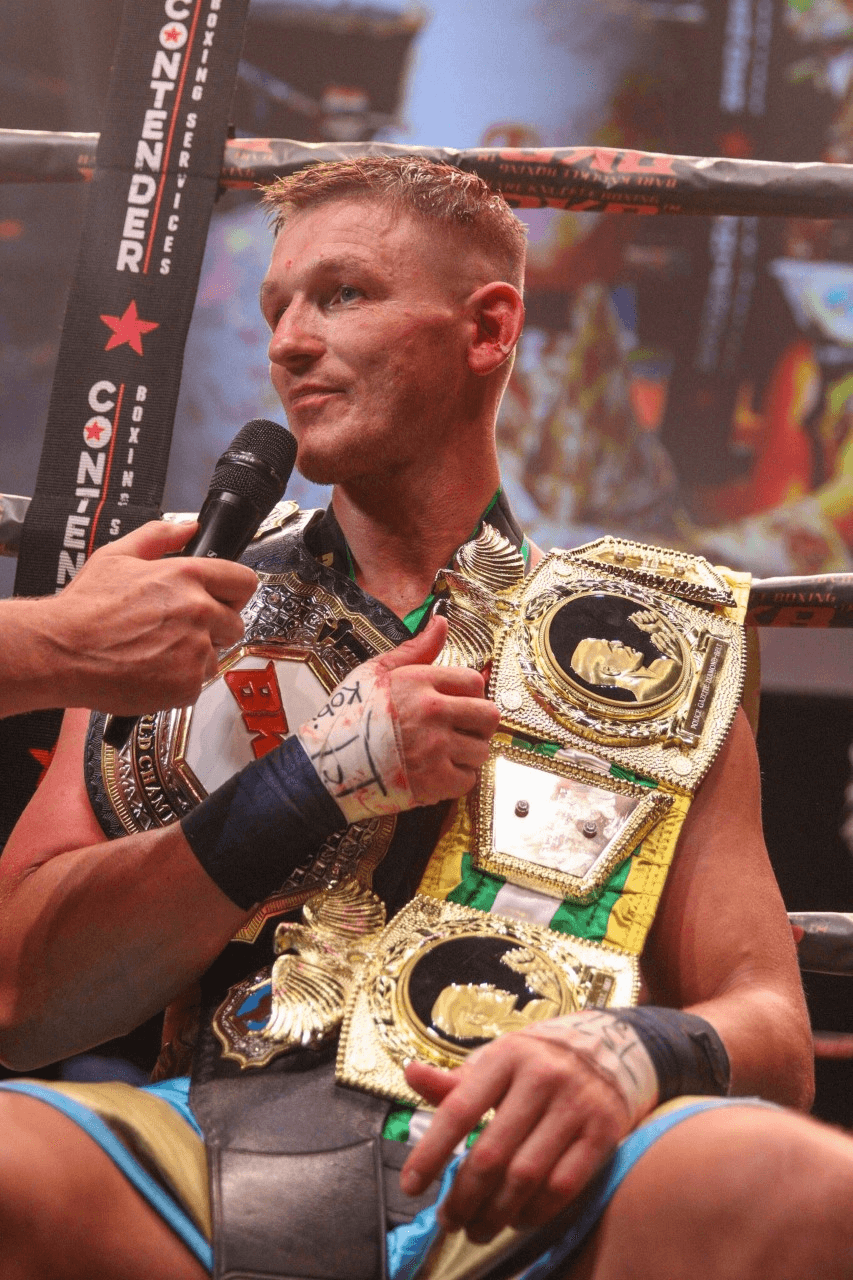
[336, 285, 361, 304]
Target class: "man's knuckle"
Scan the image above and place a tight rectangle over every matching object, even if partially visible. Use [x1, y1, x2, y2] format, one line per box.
[526, 1061, 559, 1093]
[221, 611, 245, 639]
[466, 1141, 504, 1179]
[594, 1111, 625, 1147]
[441, 1094, 475, 1128]
[548, 1164, 583, 1201]
[421, 691, 445, 722]
[183, 635, 210, 667]
[186, 597, 214, 627]
[427, 726, 451, 758]
[507, 1165, 540, 1199]
[458, 672, 485, 697]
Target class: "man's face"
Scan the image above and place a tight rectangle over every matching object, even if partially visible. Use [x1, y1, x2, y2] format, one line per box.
[261, 199, 473, 486]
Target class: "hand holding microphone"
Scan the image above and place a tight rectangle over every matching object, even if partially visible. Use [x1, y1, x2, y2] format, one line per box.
[97, 420, 296, 746]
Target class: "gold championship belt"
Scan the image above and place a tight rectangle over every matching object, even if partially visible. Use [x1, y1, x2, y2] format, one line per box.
[92, 510, 400, 940]
[210, 527, 749, 1106]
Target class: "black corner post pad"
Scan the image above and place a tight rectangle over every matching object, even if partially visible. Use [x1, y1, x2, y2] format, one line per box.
[4, 0, 251, 840]
[612, 1007, 731, 1101]
[180, 736, 347, 911]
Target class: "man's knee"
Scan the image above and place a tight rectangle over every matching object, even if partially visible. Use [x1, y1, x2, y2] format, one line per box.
[573, 1105, 853, 1280]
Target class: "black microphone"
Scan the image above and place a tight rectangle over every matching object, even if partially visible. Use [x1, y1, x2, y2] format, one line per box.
[103, 419, 297, 751]
[180, 418, 297, 560]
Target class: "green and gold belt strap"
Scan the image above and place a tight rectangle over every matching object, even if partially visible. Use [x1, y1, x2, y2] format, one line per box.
[195, 523, 748, 1142]
[377, 532, 749, 1141]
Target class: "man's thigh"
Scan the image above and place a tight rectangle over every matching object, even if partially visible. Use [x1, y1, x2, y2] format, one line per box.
[0, 1091, 206, 1280]
[570, 1105, 853, 1280]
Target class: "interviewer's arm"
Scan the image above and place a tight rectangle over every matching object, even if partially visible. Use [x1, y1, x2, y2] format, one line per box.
[0, 521, 258, 718]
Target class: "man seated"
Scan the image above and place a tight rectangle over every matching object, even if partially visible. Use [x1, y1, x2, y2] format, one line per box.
[0, 157, 813, 1280]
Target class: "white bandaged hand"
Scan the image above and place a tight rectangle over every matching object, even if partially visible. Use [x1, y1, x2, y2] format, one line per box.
[518, 1010, 659, 1127]
[295, 661, 413, 823]
[296, 616, 501, 822]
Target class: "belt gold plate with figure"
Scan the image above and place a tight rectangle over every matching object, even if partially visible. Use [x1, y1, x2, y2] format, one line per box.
[490, 553, 747, 793]
[335, 894, 639, 1107]
[212, 881, 637, 1096]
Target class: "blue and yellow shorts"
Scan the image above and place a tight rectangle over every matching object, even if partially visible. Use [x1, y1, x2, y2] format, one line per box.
[0, 1076, 772, 1278]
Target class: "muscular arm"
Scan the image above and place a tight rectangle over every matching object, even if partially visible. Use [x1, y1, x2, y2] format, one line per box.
[401, 708, 813, 1240]
[0, 707, 250, 1069]
[0, 616, 500, 1069]
[642, 706, 813, 1111]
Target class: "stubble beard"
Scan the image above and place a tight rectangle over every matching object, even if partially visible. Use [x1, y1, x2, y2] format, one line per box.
[293, 430, 398, 491]
[292, 405, 427, 493]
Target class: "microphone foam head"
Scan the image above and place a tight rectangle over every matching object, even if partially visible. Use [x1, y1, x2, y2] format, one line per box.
[211, 419, 298, 512]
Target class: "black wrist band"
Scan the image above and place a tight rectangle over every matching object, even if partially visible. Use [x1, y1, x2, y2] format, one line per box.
[180, 735, 347, 910]
[613, 1007, 731, 1102]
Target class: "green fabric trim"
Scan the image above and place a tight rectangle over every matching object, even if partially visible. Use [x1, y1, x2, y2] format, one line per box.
[446, 841, 638, 946]
[402, 597, 433, 635]
[382, 1105, 414, 1143]
[479, 488, 501, 526]
[549, 855, 633, 942]
[382, 1104, 484, 1149]
[446, 853, 505, 913]
[609, 763, 658, 789]
[509, 742, 656, 779]
[466, 1122, 485, 1148]
[345, 489, 504, 637]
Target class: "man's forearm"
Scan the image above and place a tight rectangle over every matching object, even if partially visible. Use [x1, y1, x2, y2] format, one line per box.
[0, 598, 72, 718]
[685, 981, 814, 1111]
[0, 731, 349, 1068]
[0, 822, 250, 1069]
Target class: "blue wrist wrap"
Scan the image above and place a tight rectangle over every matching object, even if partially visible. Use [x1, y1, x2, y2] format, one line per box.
[180, 735, 347, 910]
[613, 1007, 731, 1101]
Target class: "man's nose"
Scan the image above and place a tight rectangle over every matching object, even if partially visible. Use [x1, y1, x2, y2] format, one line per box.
[268, 300, 324, 369]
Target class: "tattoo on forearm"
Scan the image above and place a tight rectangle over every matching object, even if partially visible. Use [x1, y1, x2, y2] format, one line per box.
[520, 1011, 659, 1126]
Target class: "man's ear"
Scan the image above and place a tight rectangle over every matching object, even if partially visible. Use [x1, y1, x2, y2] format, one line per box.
[466, 282, 525, 377]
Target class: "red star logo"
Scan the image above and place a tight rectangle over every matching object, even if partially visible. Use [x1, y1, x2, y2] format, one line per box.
[29, 745, 57, 786]
[85, 420, 106, 442]
[100, 300, 159, 356]
[163, 24, 182, 42]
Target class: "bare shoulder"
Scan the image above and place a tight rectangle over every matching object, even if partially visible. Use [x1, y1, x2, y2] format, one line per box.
[0, 708, 105, 879]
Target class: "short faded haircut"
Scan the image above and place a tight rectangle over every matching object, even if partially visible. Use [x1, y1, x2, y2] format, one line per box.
[262, 155, 527, 288]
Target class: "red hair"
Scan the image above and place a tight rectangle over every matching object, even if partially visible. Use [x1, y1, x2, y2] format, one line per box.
[263, 155, 526, 287]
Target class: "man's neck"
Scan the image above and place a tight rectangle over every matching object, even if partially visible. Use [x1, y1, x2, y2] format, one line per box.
[331, 462, 501, 620]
